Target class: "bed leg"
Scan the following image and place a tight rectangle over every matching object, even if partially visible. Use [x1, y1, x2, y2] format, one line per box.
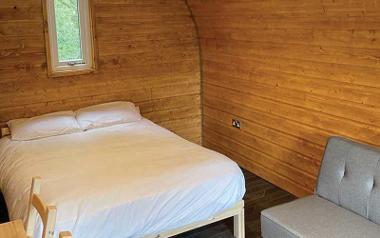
[233, 208, 245, 238]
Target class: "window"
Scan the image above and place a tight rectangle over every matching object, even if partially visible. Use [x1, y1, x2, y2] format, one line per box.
[43, 0, 95, 77]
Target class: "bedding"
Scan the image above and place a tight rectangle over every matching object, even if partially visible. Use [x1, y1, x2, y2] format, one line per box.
[0, 119, 245, 238]
[7, 111, 81, 141]
[75, 101, 142, 130]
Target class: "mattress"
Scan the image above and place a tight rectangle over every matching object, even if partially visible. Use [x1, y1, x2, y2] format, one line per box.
[0, 119, 245, 238]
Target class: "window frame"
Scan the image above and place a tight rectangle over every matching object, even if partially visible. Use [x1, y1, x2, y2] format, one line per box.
[43, 0, 97, 77]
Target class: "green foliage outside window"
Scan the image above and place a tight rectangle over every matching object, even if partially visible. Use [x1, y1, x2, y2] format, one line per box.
[54, 0, 82, 62]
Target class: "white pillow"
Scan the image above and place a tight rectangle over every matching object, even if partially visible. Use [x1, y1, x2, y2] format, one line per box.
[8, 111, 82, 141]
[75, 101, 142, 130]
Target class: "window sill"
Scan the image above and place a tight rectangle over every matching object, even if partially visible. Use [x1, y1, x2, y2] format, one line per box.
[48, 67, 96, 78]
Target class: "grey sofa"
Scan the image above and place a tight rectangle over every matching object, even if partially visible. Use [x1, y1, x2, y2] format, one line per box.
[261, 136, 380, 238]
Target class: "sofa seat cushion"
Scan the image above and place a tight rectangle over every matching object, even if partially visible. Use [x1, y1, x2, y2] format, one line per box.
[261, 195, 380, 238]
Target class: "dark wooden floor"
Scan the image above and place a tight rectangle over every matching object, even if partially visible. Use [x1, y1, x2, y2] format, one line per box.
[176, 170, 296, 238]
[0, 170, 295, 237]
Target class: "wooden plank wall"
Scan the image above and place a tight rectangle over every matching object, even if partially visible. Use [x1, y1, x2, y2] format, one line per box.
[0, 0, 201, 143]
[188, 0, 380, 196]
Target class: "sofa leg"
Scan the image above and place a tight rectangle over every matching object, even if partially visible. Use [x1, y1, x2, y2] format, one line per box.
[234, 208, 245, 238]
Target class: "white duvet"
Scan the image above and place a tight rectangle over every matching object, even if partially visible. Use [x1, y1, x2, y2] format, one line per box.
[0, 119, 245, 238]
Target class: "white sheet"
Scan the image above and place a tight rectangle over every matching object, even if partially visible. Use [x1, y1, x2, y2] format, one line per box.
[0, 119, 245, 238]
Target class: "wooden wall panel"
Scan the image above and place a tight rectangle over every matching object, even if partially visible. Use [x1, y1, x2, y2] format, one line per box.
[0, 0, 201, 143]
[188, 0, 380, 196]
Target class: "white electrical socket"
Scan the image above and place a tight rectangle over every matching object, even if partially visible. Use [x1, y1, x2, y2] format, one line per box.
[232, 119, 241, 129]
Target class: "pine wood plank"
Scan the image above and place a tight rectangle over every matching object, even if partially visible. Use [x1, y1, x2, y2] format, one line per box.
[188, 0, 380, 195]
[0, 0, 201, 143]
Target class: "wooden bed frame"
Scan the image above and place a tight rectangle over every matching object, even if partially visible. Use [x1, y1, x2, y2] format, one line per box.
[0, 126, 10, 138]
[145, 201, 245, 238]
[0, 126, 245, 237]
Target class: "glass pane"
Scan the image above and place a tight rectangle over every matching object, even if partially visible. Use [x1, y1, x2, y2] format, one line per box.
[54, 0, 82, 62]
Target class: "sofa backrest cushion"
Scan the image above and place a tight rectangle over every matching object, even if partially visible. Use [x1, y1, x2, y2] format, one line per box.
[317, 136, 380, 225]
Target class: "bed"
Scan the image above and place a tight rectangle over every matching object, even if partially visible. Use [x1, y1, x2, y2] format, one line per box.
[0, 118, 245, 238]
